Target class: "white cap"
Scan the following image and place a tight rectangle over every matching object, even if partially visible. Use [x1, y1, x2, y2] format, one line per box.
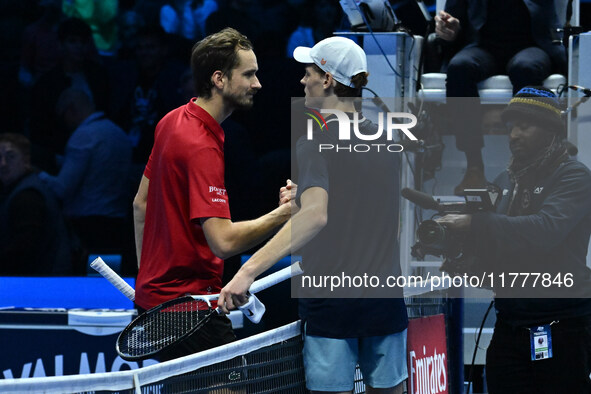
[293, 36, 367, 88]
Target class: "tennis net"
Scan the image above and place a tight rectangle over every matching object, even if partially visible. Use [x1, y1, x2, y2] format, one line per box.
[0, 321, 310, 394]
[1, 281, 449, 393]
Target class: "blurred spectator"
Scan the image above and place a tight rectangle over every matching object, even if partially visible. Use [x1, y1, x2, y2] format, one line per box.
[110, 25, 187, 167]
[114, 9, 146, 60]
[29, 17, 110, 174]
[206, 0, 295, 56]
[62, 0, 119, 55]
[133, 0, 167, 27]
[18, 0, 62, 88]
[435, 0, 566, 195]
[0, 0, 38, 135]
[177, 67, 195, 102]
[205, 0, 260, 40]
[0, 1, 38, 65]
[39, 88, 132, 273]
[0, 133, 72, 276]
[286, 0, 341, 58]
[160, 0, 218, 40]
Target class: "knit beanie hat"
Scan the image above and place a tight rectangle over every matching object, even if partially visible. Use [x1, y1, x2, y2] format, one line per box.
[501, 86, 565, 135]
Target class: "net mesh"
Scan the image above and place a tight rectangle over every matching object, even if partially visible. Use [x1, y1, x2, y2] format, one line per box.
[112, 336, 306, 394]
[118, 297, 212, 360]
[405, 292, 446, 319]
[0, 321, 310, 394]
[0, 287, 449, 393]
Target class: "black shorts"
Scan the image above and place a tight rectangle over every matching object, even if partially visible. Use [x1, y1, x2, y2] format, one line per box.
[136, 305, 236, 362]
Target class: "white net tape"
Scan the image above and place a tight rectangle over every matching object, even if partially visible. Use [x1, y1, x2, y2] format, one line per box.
[0, 321, 302, 394]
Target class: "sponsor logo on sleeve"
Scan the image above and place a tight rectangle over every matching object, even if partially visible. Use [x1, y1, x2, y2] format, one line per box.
[209, 186, 227, 203]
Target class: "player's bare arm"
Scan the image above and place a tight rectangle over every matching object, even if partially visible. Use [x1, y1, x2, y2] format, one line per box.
[133, 175, 149, 268]
[201, 201, 292, 260]
[218, 186, 328, 313]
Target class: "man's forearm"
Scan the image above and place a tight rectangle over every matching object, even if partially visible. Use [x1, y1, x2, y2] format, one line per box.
[218, 190, 327, 313]
[133, 175, 149, 268]
[133, 205, 145, 268]
[203, 204, 291, 260]
[239, 202, 326, 280]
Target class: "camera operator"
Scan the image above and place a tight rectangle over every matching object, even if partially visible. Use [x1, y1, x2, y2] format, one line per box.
[437, 86, 591, 393]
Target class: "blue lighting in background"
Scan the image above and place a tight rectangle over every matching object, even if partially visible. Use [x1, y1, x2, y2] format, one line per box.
[0, 276, 135, 310]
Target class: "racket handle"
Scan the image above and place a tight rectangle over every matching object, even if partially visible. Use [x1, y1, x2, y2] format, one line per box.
[90, 257, 136, 301]
[249, 261, 303, 294]
[192, 261, 303, 304]
[238, 294, 266, 324]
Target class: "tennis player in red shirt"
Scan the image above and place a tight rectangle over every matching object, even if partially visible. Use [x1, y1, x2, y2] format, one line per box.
[133, 28, 292, 360]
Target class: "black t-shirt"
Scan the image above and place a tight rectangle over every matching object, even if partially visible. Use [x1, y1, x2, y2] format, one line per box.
[295, 113, 408, 338]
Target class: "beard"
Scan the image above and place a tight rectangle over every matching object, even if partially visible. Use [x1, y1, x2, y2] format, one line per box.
[224, 90, 256, 110]
[509, 142, 532, 163]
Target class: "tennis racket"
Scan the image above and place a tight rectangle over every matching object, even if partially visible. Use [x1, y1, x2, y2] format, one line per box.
[90, 257, 135, 301]
[116, 262, 303, 361]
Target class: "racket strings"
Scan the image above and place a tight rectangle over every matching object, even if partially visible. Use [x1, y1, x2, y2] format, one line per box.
[120, 299, 211, 357]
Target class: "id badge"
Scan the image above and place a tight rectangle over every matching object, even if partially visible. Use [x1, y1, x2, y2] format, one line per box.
[529, 324, 553, 361]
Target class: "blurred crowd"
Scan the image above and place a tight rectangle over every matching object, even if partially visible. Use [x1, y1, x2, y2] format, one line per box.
[0, 0, 347, 277]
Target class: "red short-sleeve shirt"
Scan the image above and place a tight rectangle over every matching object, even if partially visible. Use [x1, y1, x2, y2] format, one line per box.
[135, 99, 231, 309]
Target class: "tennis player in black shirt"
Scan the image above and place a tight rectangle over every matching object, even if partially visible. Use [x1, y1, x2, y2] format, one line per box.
[220, 36, 408, 393]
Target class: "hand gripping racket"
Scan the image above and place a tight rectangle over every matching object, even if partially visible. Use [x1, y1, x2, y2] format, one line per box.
[116, 262, 303, 361]
[91, 256, 266, 323]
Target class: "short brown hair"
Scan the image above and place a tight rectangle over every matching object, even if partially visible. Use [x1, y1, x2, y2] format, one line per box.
[191, 28, 253, 99]
[0, 133, 31, 163]
[310, 64, 368, 98]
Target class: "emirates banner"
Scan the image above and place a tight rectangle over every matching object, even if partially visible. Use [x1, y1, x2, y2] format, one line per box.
[407, 314, 448, 394]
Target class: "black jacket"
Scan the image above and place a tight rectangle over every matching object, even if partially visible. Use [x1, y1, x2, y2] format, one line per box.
[469, 159, 591, 326]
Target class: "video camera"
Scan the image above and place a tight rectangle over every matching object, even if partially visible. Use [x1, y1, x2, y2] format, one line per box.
[401, 186, 501, 260]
